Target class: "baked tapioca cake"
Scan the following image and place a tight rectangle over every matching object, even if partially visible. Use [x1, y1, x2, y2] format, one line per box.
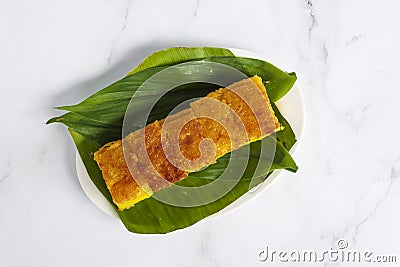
[94, 76, 281, 211]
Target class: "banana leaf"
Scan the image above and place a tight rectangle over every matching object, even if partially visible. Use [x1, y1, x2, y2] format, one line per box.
[48, 47, 298, 233]
[56, 57, 296, 127]
[70, 129, 296, 234]
[127, 47, 234, 75]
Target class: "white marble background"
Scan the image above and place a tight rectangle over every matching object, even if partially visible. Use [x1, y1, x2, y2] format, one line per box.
[1, 0, 400, 266]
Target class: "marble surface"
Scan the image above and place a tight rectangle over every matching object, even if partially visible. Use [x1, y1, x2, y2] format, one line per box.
[1, 0, 400, 266]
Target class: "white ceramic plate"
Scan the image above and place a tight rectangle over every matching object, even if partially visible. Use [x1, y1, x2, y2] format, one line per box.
[76, 48, 305, 219]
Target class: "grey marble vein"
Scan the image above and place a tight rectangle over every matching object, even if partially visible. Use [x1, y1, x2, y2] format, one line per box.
[199, 226, 218, 267]
[352, 165, 399, 242]
[322, 234, 342, 267]
[336, 161, 400, 247]
[305, 0, 316, 40]
[107, 0, 132, 66]
[200, 227, 210, 255]
[321, 161, 400, 265]
[0, 173, 10, 184]
[345, 102, 373, 130]
[39, 150, 45, 165]
[194, 0, 200, 17]
[346, 32, 367, 46]
[322, 42, 329, 62]
[0, 160, 11, 184]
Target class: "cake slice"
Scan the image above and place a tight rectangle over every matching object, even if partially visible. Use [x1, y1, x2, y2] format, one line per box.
[94, 76, 281, 210]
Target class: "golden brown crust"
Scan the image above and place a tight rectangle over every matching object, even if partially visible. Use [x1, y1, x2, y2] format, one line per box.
[213, 76, 279, 140]
[93, 76, 280, 210]
[93, 140, 145, 207]
[125, 121, 187, 191]
[195, 117, 231, 159]
[160, 109, 214, 172]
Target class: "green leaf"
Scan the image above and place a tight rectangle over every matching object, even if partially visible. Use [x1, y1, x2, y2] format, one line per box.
[56, 67, 164, 126]
[202, 57, 297, 102]
[189, 136, 297, 181]
[48, 47, 299, 233]
[47, 113, 122, 145]
[68, 129, 109, 199]
[265, 72, 297, 102]
[54, 57, 295, 127]
[127, 47, 234, 76]
[272, 102, 297, 151]
[127, 47, 295, 102]
[70, 129, 296, 234]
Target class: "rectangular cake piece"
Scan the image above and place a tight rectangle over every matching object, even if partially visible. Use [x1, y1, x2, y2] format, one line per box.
[93, 76, 280, 210]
